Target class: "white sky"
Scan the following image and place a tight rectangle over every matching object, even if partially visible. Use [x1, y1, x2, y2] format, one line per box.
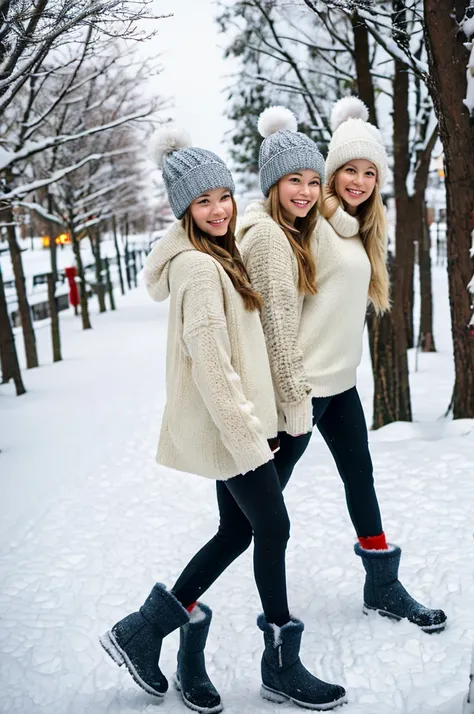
[149, 0, 235, 159]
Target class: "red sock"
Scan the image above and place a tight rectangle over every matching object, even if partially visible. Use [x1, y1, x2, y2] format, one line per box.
[186, 602, 197, 613]
[358, 533, 388, 550]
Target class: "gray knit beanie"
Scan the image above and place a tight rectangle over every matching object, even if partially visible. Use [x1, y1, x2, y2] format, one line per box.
[258, 106, 325, 197]
[150, 127, 235, 219]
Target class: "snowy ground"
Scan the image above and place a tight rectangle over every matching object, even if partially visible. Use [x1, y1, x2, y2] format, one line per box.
[1, 266, 473, 714]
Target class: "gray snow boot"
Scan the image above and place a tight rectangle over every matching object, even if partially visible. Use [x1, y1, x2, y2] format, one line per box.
[354, 543, 447, 633]
[175, 603, 223, 714]
[99, 582, 189, 697]
[257, 614, 347, 710]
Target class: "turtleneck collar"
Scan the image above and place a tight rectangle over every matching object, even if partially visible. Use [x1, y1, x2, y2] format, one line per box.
[327, 205, 360, 238]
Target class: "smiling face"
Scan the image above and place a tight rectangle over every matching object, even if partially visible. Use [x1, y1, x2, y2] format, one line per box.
[335, 160, 377, 215]
[277, 170, 321, 225]
[189, 187, 234, 237]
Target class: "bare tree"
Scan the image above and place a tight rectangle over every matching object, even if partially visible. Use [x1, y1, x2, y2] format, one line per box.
[21, 44, 160, 328]
[0, 6, 167, 370]
[0, 1, 165, 117]
[0, 263, 25, 394]
[423, 0, 474, 417]
[218, 0, 426, 426]
[315, 0, 474, 417]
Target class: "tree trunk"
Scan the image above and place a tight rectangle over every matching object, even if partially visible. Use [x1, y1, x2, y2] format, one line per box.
[112, 215, 125, 296]
[351, 11, 377, 125]
[2, 206, 39, 369]
[412, 125, 439, 353]
[123, 215, 132, 290]
[367, 309, 398, 428]
[47, 273, 62, 362]
[424, 0, 474, 417]
[391, 1, 415, 350]
[0, 267, 14, 382]
[392, 52, 413, 419]
[352, 10, 411, 426]
[131, 250, 138, 288]
[70, 223, 92, 330]
[47, 194, 59, 283]
[91, 228, 106, 313]
[417, 197, 436, 352]
[0, 266, 26, 395]
[104, 257, 116, 311]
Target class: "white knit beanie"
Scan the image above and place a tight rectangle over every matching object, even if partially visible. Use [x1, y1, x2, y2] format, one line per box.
[325, 97, 388, 188]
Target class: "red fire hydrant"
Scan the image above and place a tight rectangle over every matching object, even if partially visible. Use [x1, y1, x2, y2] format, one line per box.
[65, 266, 80, 314]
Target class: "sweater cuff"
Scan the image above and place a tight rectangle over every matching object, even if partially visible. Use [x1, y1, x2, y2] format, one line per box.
[281, 397, 313, 436]
[328, 206, 359, 238]
[233, 439, 274, 476]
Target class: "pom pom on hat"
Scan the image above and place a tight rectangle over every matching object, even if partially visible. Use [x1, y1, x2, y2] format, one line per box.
[150, 126, 192, 168]
[331, 97, 369, 133]
[258, 106, 298, 138]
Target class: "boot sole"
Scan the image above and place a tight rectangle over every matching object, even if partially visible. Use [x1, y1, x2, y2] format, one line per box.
[362, 605, 447, 633]
[174, 674, 224, 713]
[261, 684, 347, 710]
[99, 630, 166, 698]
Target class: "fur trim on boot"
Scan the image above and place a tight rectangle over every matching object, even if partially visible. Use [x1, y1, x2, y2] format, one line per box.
[257, 614, 347, 710]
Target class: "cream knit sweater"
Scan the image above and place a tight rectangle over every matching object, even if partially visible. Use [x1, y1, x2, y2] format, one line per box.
[238, 201, 371, 435]
[143, 221, 277, 480]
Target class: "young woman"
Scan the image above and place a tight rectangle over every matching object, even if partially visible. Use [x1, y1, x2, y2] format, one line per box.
[239, 100, 447, 634]
[99, 129, 347, 713]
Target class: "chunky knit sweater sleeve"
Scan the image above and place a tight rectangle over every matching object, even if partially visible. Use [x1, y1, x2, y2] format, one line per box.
[243, 223, 313, 436]
[181, 259, 273, 476]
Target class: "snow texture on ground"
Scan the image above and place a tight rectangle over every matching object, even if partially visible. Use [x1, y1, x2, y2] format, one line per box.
[0, 265, 473, 714]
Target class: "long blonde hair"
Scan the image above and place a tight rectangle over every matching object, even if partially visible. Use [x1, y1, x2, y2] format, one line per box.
[322, 174, 390, 314]
[266, 184, 320, 295]
[183, 197, 263, 312]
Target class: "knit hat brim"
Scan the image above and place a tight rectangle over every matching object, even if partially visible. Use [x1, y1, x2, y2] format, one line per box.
[260, 146, 325, 197]
[168, 162, 235, 219]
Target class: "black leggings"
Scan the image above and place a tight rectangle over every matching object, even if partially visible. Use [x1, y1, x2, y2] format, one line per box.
[274, 386, 383, 538]
[172, 460, 291, 626]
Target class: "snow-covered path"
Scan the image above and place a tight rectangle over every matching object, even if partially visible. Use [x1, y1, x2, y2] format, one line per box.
[1, 271, 473, 714]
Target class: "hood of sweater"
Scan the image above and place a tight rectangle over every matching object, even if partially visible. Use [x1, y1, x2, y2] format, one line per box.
[237, 200, 273, 242]
[143, 220, 195, 302]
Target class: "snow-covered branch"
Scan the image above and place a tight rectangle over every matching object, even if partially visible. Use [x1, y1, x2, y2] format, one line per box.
[15, 201, 64, 226]
[462, 13, 474, 115]
[0, 1, 169, 116]
[0, 106, 157, 172]
[0, 148, 134, 201]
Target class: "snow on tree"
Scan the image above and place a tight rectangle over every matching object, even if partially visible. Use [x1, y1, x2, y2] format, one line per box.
[0, 4, 169, 388]
[462, 6, 474, 115]
[217, 0, 442, 428]
[469, 231, 474, 333]
[271, 0, 474, 417]
[0, 1, 165, 118]
[19, 43, 162, 330]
